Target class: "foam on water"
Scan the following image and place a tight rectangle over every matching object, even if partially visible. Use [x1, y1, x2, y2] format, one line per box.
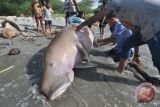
[15, 84, 51, 107]
[27, 84, 52, 107]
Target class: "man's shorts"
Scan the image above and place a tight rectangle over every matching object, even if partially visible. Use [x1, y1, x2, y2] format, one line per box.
[45, 20, 52, 26]
[107, 49, 120, 62]
[107, 48, 133, 62]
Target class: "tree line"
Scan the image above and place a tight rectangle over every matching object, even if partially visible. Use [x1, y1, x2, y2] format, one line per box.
[0, 0, 96, 16]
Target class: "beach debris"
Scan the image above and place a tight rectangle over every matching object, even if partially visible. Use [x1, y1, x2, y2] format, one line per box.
[2, 23, 20, 38]
[8, 48, 20, 55]
[21, 32, 28, 37]
[21, 36, 36, 42]
[136, 82, 156, 103]
[0, 66, 14, 74]
[35, 43, 42, 46]
[3, 39, 12, 45]
[2, 20, 20, 31]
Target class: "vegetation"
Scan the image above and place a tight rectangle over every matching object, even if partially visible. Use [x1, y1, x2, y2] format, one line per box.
[78, 0, 94, 14]
[0, 0, 32, 16]
[93, 0, 108, 14]
[0, 0, 95, 16]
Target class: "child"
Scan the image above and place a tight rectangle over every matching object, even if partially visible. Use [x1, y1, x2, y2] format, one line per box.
[31, 0, 45, 33]
[44, 1, 54, 34]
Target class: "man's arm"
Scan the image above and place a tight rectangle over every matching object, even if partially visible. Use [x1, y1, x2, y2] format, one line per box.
[77, 8, 111, 30]
[96, 34, 116, 46]
[132, 46, 143, 66]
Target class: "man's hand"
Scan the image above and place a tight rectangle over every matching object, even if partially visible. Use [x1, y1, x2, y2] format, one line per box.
[93, 38, 104, 47]
[97, 37, 105, 42]
[76, 25, 83, 31]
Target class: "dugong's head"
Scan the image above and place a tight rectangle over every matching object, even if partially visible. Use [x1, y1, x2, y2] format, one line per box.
[41, 61, 74, 100]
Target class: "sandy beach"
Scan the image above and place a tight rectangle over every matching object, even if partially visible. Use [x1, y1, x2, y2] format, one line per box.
[0, 16, 160, 107]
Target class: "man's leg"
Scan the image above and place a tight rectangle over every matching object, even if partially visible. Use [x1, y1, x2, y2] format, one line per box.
[118, 35, 145, 73]
[148, 32, 160, 74]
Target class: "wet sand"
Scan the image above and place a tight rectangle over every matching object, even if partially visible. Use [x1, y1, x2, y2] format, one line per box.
[0, 17, 160, 107]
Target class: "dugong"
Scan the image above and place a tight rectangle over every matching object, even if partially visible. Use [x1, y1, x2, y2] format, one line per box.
[41, 25, 94, 100]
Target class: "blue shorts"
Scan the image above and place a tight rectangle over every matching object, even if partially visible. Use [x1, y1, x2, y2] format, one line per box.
[107, 48, 133, 62]
[120, 32, 160, 70]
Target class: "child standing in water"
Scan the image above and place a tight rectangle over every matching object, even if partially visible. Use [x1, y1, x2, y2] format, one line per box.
[44, 1, 54, 34]
[31, 0, 45, 33]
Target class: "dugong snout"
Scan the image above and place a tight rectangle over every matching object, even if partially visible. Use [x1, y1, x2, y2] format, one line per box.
[41, 64, 74, 100]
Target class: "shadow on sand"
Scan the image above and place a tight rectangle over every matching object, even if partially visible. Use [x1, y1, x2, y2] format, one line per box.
[27, 48, 46, 86]
[74, 61, 141, 86]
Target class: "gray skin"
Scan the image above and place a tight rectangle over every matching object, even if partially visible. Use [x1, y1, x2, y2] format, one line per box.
[41, 25, 94, 100]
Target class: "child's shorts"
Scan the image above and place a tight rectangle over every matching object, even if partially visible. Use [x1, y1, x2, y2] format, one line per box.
[35, 17, 43, 22]
[45, 20, 52, 26]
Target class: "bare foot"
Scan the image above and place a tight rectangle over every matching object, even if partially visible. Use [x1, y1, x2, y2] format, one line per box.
[116, 67, 124, 74]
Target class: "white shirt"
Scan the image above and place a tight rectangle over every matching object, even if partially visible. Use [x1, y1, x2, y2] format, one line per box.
[44, 7, 53, 20]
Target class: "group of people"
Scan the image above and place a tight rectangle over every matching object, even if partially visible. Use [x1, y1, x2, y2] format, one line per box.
[75, 0, 160, 81]
[31, 0, 82, 34]
[31, 0, 160, 81]
[31, 0, 54, 34]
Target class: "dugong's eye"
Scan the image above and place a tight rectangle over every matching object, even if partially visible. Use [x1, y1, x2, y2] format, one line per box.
[49, 63, 53, 66]
[49, 62, 56, 67]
